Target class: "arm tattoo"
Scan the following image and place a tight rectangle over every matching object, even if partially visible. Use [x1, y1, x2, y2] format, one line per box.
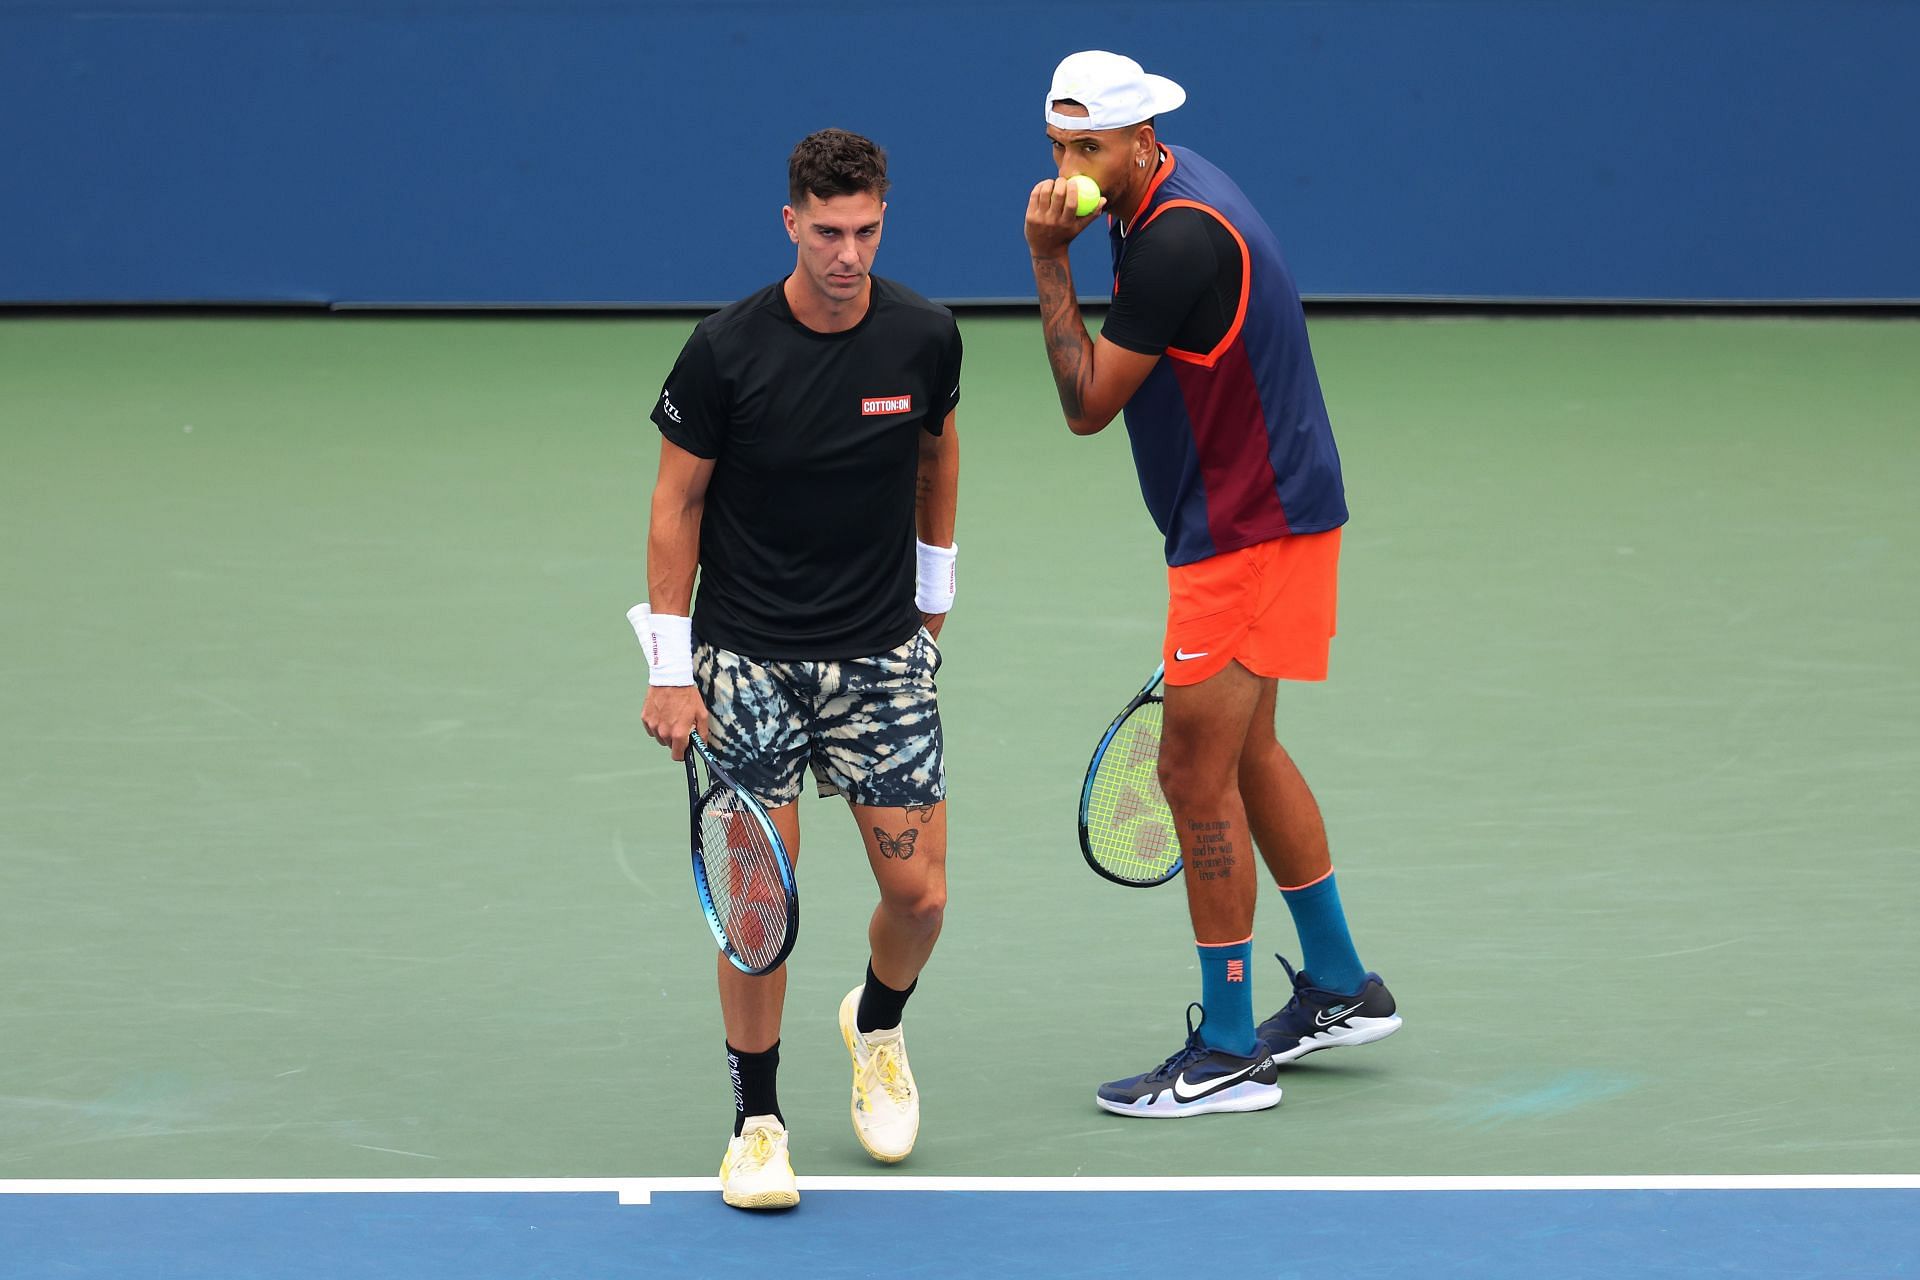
[1032, 255, 1092, 421]
[1185, 819, 1237, 882]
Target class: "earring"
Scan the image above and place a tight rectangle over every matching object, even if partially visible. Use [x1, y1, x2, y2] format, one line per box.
[1137, 157, 1146, 168]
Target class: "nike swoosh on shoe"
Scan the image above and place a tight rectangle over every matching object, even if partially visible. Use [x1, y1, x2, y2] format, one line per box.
[1170, 1061, 1265, 1103]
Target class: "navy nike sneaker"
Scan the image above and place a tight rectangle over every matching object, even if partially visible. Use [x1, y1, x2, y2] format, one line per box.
[1256, 954, 1402, 1065]
[1096, 1004, 1282, 1118]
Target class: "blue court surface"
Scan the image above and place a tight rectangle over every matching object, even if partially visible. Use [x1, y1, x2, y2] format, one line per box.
[4, 1177, 1915, 1278]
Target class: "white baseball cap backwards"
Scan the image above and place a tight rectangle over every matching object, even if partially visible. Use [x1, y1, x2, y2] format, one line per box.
[1045, 50, 1186, 131]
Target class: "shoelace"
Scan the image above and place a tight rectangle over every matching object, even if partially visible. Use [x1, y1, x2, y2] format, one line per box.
[1145, 1003, 1214, 1082]
[864, 1041, 913, 1106]
[1271, 953, 1311, 1018]
[1145, 1037, 1213, 1083]
[736, 1127, 778, 1172]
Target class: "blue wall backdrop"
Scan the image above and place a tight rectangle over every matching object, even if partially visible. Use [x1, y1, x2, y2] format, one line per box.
[2, 0, 1915, 306]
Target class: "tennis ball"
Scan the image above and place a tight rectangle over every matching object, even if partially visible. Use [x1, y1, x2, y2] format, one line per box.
[1068, 174, 1102, 217]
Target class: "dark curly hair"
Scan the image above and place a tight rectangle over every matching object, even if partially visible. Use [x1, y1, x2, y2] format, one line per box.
[787, 129, 890, 207]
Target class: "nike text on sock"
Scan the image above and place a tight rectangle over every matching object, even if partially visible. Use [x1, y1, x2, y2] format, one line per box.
[726, 1040, 781, 1135]
[1196, 938, 1258, 1056]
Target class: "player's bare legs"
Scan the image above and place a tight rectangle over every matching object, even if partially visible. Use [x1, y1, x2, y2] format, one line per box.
[1157, 661, 1265, 943]
[834, 800, 946, 1163]
[854, 801, 948, 989]
[1235, 680, 1404, 1063]
[1096, 659, 1281, 1117]
[716, 802, 801, 1052]
[1237, 679, 1333, 888]
[712, 799, 802, 1207]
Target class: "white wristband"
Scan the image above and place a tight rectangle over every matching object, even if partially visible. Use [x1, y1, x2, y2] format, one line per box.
[915, 540, 957, 614]
[626, 603, 694, 686]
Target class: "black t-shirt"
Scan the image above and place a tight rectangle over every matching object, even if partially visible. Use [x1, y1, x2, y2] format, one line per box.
[650, 277, 962, 660]
[1101, 205, 1242, 357]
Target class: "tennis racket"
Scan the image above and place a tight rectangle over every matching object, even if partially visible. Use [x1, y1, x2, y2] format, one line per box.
[685, 731, 799, 975]
[1078, 662, 1181, 886]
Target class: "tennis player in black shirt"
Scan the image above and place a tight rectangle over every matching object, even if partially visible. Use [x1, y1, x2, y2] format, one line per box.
[635, 130, 962, 1209]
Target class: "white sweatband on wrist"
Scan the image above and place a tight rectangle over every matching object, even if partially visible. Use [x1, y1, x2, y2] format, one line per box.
[915, 540, 957, 614]
[626, 603, 694, 686]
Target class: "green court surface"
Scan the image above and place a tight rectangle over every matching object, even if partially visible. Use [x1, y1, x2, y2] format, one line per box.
[2, 312, 1916, 1182]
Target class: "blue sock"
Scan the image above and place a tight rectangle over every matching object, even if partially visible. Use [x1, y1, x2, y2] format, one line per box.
[1196, 938, 1258, 1056]
[1281, 872, 1367, 994]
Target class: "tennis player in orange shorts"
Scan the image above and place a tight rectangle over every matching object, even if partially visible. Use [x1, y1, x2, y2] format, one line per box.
[1026, 51, 1401, 1117]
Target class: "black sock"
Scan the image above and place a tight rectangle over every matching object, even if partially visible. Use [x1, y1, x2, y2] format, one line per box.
[856, 961, 917, 1034]
[726, 1040, 781, 1136]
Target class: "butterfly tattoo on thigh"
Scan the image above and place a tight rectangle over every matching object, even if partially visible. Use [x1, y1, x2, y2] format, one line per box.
[872, 827, 918, 860]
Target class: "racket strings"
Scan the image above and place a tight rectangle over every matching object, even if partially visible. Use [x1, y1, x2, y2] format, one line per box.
[697, 796, 790, 973]
[1084, 702, 1179, 884]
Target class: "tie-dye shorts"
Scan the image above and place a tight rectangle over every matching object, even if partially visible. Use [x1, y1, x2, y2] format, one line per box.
[693, 627, 945, 809]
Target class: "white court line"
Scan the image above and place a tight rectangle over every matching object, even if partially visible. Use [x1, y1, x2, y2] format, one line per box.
[2, 1175, 1917, 1207]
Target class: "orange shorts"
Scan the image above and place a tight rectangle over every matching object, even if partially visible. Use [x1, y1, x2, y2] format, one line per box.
[1163, 529, 1341, 686]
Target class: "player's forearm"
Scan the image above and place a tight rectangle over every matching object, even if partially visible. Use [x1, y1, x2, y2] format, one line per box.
[645, 490, 704, 615]
[915, 422, 959, 548]
[1030, 251, 1103, 435]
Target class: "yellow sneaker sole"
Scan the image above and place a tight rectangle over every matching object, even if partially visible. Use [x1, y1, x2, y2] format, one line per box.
[722, 1186, 800, 1210]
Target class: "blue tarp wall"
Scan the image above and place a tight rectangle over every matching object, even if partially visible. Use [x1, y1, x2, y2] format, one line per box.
[2, 0, 1915, 306]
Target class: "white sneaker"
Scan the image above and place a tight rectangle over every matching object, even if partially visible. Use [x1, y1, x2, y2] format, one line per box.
[838, 986, 919, 1163]
[718, 1115, 798, 1210]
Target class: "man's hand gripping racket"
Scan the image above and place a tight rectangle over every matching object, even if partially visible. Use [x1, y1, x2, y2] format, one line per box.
[629, 606, 798, 974]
